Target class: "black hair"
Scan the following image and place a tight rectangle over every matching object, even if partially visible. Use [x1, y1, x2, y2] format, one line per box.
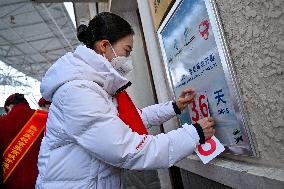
[4, 93, 28, 113]
[77, 12, 134, 49]
[40, 101, 51, 107]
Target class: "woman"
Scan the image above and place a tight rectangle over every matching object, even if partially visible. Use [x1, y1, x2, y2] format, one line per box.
[36, 12, 215, 189]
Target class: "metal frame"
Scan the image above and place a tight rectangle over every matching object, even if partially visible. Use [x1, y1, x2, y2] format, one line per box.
[157, 0, 256, 156]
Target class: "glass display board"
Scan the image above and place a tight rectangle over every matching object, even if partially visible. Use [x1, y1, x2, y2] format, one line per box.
[158, 0, 256, 155]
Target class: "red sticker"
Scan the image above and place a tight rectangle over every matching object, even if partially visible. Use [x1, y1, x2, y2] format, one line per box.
[197, 138, 216, 156]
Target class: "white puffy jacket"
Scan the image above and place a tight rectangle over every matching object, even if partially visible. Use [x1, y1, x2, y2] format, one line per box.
[36, 45, 200, 189]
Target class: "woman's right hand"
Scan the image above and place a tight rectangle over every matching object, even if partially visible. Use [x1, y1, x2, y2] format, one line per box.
[197, 117, 215, 141]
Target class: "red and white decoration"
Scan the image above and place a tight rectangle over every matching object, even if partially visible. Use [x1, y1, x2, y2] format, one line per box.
[195, 136, 225, 164]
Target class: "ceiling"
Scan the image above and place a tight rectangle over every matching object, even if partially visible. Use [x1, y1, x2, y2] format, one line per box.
[0, 0, 80, 81]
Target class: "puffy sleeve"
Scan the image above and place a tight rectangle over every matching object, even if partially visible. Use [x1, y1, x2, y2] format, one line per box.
[140, 101, 177, 128]
[62, 84, 200, 170]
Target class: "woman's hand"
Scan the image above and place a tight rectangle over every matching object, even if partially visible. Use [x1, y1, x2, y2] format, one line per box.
[176, 88, 195, 111]
[197, 117, 215, 141]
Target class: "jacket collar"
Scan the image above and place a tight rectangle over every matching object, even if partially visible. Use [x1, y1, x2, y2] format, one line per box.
[73, 45, 130, 95]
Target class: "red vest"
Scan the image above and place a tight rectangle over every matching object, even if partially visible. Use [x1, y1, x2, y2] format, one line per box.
[0, 104, 46, 189]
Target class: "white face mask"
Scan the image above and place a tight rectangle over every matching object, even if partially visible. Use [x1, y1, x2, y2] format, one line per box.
[109, 44, 133, 76]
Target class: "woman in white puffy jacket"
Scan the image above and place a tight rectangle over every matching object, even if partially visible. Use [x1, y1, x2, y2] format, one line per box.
[36, 12, 215, 189]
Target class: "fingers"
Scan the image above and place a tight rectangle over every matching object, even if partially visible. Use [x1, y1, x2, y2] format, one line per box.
[207, 118, 215, 127]
[180, 88, 195, 98]
[197, 117, 215, 140]
[178, 91, 196, 104]
[197, 117, 214, 125]
[203, 123, 214, 131]
[204, 127, 215, 140]
[178, 95, 195, 104]
[176, 88, 196, 111]
[207, 117, 214, 122]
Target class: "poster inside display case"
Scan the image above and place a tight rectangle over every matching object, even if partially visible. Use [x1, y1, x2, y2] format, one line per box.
[157, 0, 255, 155]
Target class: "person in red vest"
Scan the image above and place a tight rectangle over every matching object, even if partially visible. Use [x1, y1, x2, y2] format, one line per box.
[0, 93, 47, 189]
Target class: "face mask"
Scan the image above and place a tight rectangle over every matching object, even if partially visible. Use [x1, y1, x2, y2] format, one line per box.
[109, 44, 133, 76]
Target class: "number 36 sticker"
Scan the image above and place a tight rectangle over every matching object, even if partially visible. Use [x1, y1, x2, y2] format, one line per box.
[188, 91, 209, 123]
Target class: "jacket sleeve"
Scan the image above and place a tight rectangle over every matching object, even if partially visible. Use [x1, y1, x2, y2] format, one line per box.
[62, 85, 200, 170]
[140, 101, 177, 128]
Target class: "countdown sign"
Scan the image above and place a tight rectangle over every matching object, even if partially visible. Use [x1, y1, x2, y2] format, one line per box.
[158, 0, 255, 155]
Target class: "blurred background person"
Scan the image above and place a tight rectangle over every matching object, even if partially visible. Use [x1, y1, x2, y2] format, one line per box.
[38, 97, 51, 112]
[0, 93, 47, 189]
